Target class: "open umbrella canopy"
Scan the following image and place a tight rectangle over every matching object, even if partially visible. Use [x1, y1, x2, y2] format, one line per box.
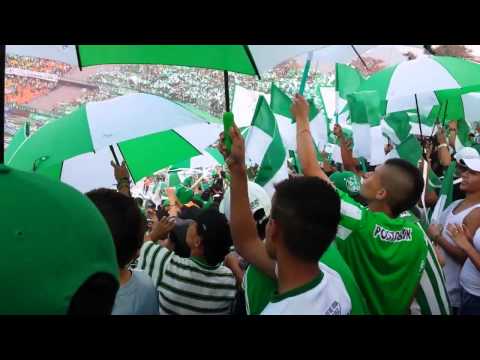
[6, 93, 223, 191]
[6, 45, 355, 77]
[359, 55, 480, 105]
[6, 45, 405, 78]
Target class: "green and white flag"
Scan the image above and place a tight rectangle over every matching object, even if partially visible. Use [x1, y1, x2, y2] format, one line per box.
[409, 105, 439, 137]
[245, 96, 288, 197]
[347, 91, 386, 166]
[386, 135, 423, 166]
[335, 63, 363, 123]
[430, 162, 456, 224]
[381, 111, 412, 145]
[270, 84, 329, 153]
[454, 117, 474, 151]
[168, 171, 182, 188]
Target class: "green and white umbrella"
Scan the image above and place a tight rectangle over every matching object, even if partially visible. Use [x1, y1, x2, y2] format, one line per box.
[6, 45, 355, 77]
[6, 93, 222, 193]
[3, 44, 385, 163]
[359, 55, 480, 107]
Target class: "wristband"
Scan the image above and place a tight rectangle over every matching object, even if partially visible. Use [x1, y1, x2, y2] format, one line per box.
[437, 143, 448, 150]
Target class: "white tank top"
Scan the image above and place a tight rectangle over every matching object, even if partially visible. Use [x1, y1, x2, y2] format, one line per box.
[439, 200, 480, 307]
[460, 229, 480, 297]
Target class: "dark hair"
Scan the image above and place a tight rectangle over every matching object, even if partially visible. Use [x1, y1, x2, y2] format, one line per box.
[68, 273, 118, 315]
[253, 208, 268, 239]
[196, 209, 232, 266]
[383, 158, 424, 217]
[87, 189, 147, 268]
[169, 221, 192, 258]
[271, 177, 340, 263]
[134, 197, 143, 208]
[146, 200, 156, 210]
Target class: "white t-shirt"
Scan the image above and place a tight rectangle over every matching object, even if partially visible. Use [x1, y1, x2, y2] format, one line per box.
[438, 200, 480, 308]
[261, 263, 351, 315]
[460, 229, 480, 297]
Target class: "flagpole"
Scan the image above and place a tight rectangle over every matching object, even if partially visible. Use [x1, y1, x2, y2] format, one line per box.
[442, 100, 449, 128]
[299, 52, 313, 95]
[351, 45, 369, 70]
[1, 45, 5, 164]
[414, 94, 427, 159]
[224, 70, 230, 112]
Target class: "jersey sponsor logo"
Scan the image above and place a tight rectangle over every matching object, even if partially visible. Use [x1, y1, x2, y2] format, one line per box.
[325, 301, 342, 315]
[373, 224, 413, 243]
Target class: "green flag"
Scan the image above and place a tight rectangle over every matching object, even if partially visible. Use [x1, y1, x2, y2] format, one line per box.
[245, 96, 288, 197]
[386, 135, 423, 166]
[430, 162, 457, 224]
[381, 111, 412, 145]
[347, 91, 385, 165]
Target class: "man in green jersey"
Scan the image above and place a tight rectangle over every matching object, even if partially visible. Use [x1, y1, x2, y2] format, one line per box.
[219, 181, 368, 314]
[218, 127, 353, 314]
[292, 94, 450, 315]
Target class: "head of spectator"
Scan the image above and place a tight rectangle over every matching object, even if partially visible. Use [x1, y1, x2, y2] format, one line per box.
[264, 177, 340, 265]
[185, 209, 233, 266]
[360, 158, 424, 218]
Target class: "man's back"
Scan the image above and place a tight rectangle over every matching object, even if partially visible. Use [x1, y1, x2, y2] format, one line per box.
[137, 241, 237, 315]
[112, 270, 159, 315]
[243, 242, 368, 315]
[260, 263, 351, 315]
[335, 189, 429, 314]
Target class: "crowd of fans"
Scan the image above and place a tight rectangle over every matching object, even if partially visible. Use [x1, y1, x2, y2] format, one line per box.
[4, 88, 480, 315]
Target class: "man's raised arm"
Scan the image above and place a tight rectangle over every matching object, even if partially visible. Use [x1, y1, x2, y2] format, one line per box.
[292, 94, 332, 185]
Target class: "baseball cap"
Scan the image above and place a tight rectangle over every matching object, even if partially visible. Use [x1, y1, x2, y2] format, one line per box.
[329, 171, 361, 196]
[461, 158, 480, 172]
[219, 181, 271, 223]
[454, 147, 480, 162]
[0, 165, 119, 314]
[182, 176, 193, 187]
[176, 186, 194, 205]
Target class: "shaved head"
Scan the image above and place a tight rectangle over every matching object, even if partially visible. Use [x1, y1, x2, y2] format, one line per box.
[381, 159, 424, 217]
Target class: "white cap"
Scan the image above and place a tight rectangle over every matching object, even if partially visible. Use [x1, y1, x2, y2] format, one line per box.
[454, 147, 480, 161]
[463, 158, 480, 172]
[219, 181, 272, 223]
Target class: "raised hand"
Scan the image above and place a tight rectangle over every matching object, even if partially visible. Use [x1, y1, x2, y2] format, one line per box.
[111, 160, 130, 182]
[218, 125, 245, 172]
[150, 216, 176, 242]
[333, 123, 344, 139]
[290, 94, 309, 122]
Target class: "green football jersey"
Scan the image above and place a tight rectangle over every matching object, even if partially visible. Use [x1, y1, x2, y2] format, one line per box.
[243, 242, 369, 315]
[335, 189, 429, 314]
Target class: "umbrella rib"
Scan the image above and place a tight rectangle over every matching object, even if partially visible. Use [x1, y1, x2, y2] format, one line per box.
[243, 45, 261, 79]
[75, 45, 83, 71]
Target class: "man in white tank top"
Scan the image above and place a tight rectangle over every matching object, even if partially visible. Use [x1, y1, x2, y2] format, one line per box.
[428, 150, 480, 314]
[445, 155, 480, 314]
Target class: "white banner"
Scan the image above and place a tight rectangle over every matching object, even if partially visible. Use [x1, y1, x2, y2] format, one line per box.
[6, 67, 59, 82]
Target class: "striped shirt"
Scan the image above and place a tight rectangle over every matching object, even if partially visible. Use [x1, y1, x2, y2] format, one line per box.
[137, 241, 237, 315]
[410, 226, 451, 315]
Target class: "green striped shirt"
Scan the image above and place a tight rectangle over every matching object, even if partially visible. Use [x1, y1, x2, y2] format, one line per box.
[138, 241, 236, 315]
[410, 226, 451, 315]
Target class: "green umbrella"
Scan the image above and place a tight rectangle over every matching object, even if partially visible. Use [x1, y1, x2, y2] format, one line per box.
[6, 94, 222, 193]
